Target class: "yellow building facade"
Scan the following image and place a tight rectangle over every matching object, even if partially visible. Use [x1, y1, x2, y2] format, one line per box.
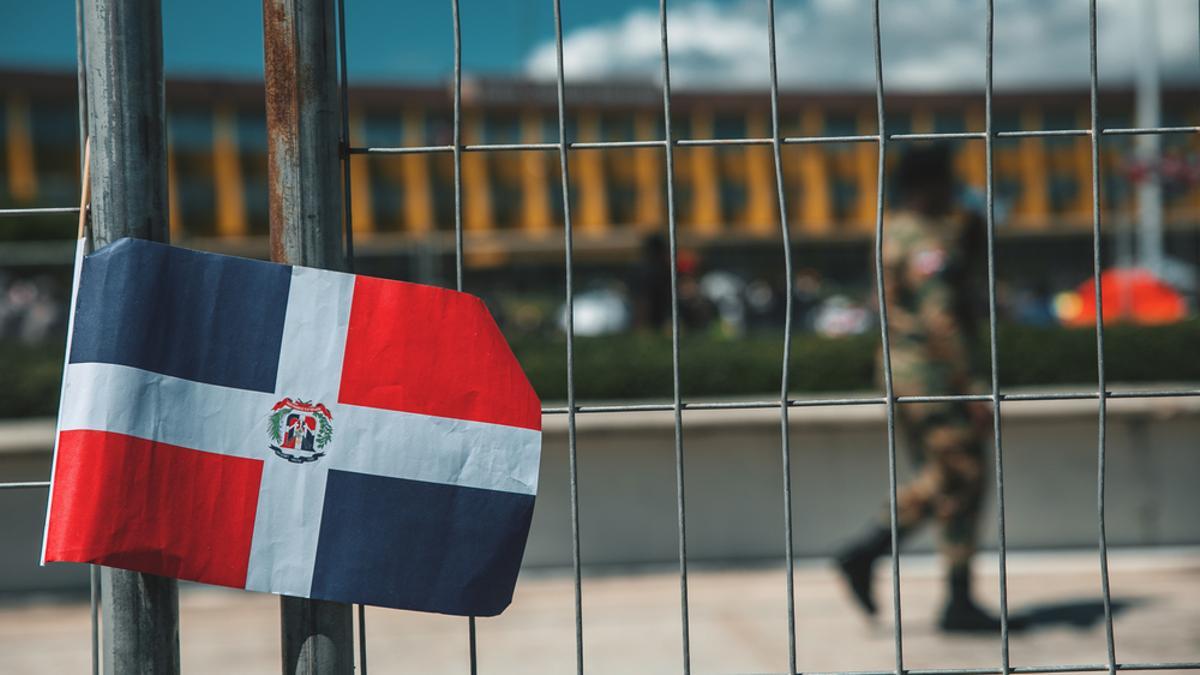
[2, 72, 1197, 254]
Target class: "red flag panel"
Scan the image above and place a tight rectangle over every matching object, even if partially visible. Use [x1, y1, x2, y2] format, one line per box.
[339, 277, 541, 431]
[44, 430, 263, 589]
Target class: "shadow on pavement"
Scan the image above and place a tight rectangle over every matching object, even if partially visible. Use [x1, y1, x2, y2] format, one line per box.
[1010, 597, 1141, 631]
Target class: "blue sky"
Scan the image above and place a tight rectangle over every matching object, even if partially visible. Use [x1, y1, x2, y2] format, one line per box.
[0, 0, 656, 81]
[2, 0, 1196, 89]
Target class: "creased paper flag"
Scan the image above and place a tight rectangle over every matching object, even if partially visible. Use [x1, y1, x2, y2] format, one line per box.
[41, 238, 542, 616]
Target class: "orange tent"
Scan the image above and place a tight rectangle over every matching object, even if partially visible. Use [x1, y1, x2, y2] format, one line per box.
[1064, 268, 1188, 327]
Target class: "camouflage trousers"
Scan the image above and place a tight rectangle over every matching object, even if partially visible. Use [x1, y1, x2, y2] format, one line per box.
[882, 355, 987, 569]
[893, 399, 986, 568]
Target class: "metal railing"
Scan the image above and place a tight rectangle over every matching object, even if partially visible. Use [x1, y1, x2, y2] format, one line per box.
[3, 0, 1200, 673]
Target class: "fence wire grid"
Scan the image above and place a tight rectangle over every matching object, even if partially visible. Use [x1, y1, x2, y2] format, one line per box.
[2, 0, 1200, 674]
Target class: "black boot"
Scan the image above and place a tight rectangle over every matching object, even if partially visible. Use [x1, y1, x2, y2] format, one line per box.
[834, 526, 894, 616]
[939, 565, 1002, 633]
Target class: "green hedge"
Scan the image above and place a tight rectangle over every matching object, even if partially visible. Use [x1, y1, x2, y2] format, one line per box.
[511, 320, 1200, 402]
[4, 321, 1199, 418]
[1, 337, 68, 418]
[511, 331, 879, 402]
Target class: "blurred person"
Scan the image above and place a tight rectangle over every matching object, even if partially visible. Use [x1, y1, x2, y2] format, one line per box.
[699, 270, 748, 336]
[1012, 282, 1057, 327]
[634, 233, 672, 332]
[1, 276, 63, 343]
[793, 268, 823, 331]
[675, 249, 713, 331]
[834, 144, 1003, 633]
[743, 278, 778, 331]
[633, 234, 713, 333]
[559, 284, 632, 337]
[812, 294, 872, 337]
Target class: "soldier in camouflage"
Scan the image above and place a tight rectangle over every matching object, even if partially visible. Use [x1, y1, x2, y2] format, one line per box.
[835, 144, 1004, 632]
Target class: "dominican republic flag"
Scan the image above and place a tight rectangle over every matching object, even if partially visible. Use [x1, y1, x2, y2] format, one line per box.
[41, 238, 541, 617]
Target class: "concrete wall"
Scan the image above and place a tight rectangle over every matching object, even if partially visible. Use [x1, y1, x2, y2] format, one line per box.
[1, 420, 87, 594]
[2, 393, 1198, 593]
[525, 393, 1200, 567]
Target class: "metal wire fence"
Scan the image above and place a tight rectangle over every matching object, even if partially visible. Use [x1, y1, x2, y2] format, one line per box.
[2, 0, 1200, 674]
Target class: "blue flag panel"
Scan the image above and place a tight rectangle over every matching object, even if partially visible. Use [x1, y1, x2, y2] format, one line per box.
[311, 469, 536, 616]
[69, 239, 292, 393]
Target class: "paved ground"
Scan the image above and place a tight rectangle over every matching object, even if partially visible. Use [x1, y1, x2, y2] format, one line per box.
[1, 549, 1198, 674]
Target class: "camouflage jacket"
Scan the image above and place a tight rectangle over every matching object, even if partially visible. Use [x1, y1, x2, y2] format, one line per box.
[880, 210, 976, 396]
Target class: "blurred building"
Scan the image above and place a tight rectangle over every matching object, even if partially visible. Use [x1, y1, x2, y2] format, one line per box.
[2, 69, 1198, 265]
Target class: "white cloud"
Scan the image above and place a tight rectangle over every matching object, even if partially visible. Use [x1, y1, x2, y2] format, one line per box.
[524, 0, 1199, 90]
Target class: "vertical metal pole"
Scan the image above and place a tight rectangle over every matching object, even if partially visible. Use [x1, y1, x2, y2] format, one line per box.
[83, 0, 169, 249]
[549, 1, 585, 672]
[763, 2, 798, 672]
[656, 2, 692, 672]
[1086, 2, 1118, 673]
[74, 4, 102, 674]
[868, 1, 904, 673]
[1135, 0, 1164, 277]
[279, 597, 352, 675]
[335, 0, 355, 274]
[331, 1, 364, 669]
[983, 1, 1012, 672]
[90, 565, 100, 675]
[74, 0, 88, 164]
[262, 0, 353, 672]
[82, 0, 178, 671]
[451, 0, 465, 292]
[264, 0, 347, 269]
[446, 1, 479, 669]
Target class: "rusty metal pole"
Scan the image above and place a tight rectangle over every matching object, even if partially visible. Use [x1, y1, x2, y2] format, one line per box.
[262, 0, 353, 672]
[263, 0, 346, 269]
[81, 0, 179, 671]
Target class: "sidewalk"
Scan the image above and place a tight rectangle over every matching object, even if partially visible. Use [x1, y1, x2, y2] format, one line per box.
[1, 549, 1197, 674]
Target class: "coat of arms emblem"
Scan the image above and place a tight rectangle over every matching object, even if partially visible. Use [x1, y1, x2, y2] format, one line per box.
[268, 398, 333, 463]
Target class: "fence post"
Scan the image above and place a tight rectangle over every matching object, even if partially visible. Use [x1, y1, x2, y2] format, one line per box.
[261, 0, 354, 672]
[81, 0, 179, 671]
[83, 0, 169, 249]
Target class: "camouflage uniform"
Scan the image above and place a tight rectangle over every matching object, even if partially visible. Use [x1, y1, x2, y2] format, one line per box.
[880, 209, 985, 569]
